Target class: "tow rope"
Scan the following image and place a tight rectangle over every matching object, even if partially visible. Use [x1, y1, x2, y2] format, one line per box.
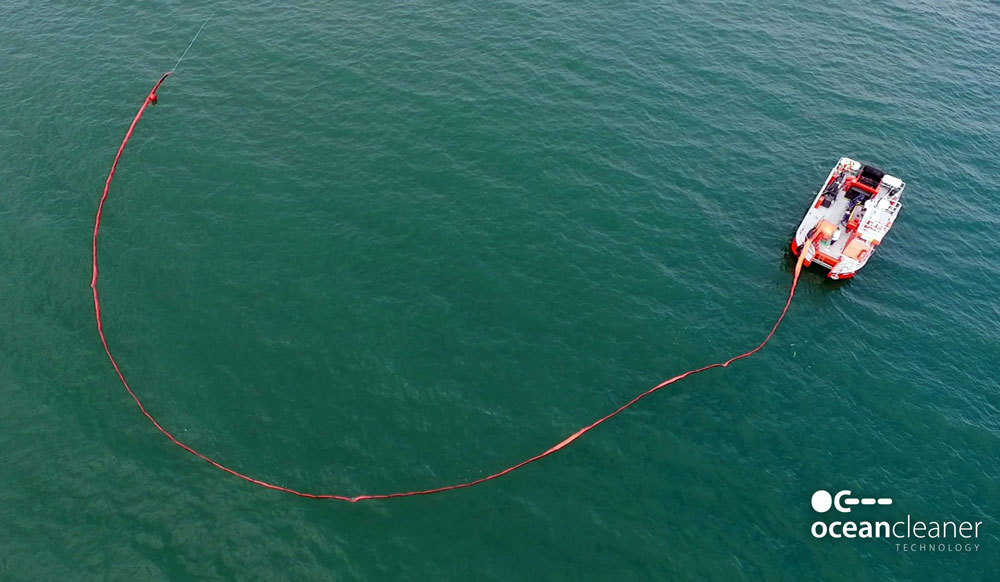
[92, 72, 818, 502]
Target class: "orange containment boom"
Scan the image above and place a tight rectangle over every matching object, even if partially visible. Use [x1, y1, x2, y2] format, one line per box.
[91, 74, 822, 502]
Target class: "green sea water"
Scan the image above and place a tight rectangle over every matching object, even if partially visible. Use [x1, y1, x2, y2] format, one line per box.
[1, 1, 998, 579]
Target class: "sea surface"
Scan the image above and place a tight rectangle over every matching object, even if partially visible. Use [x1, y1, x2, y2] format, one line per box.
[1, 1, 998, 580]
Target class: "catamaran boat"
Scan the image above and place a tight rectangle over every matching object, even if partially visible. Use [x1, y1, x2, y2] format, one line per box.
[791, 157, 904, 279]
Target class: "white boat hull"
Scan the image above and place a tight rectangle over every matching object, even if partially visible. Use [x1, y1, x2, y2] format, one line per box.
[791, 157, 904, 279]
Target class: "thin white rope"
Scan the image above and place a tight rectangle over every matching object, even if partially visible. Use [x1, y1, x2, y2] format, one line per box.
[171, 16, 212, 72]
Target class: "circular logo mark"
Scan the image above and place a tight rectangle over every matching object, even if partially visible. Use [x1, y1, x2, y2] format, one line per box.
[811, 490, 833, 513]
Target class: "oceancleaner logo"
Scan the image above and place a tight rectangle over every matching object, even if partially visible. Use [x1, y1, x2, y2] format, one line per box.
[810, 490, 982, 553]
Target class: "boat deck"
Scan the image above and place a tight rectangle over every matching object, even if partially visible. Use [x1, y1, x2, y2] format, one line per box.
[799, 181, 854, 263]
